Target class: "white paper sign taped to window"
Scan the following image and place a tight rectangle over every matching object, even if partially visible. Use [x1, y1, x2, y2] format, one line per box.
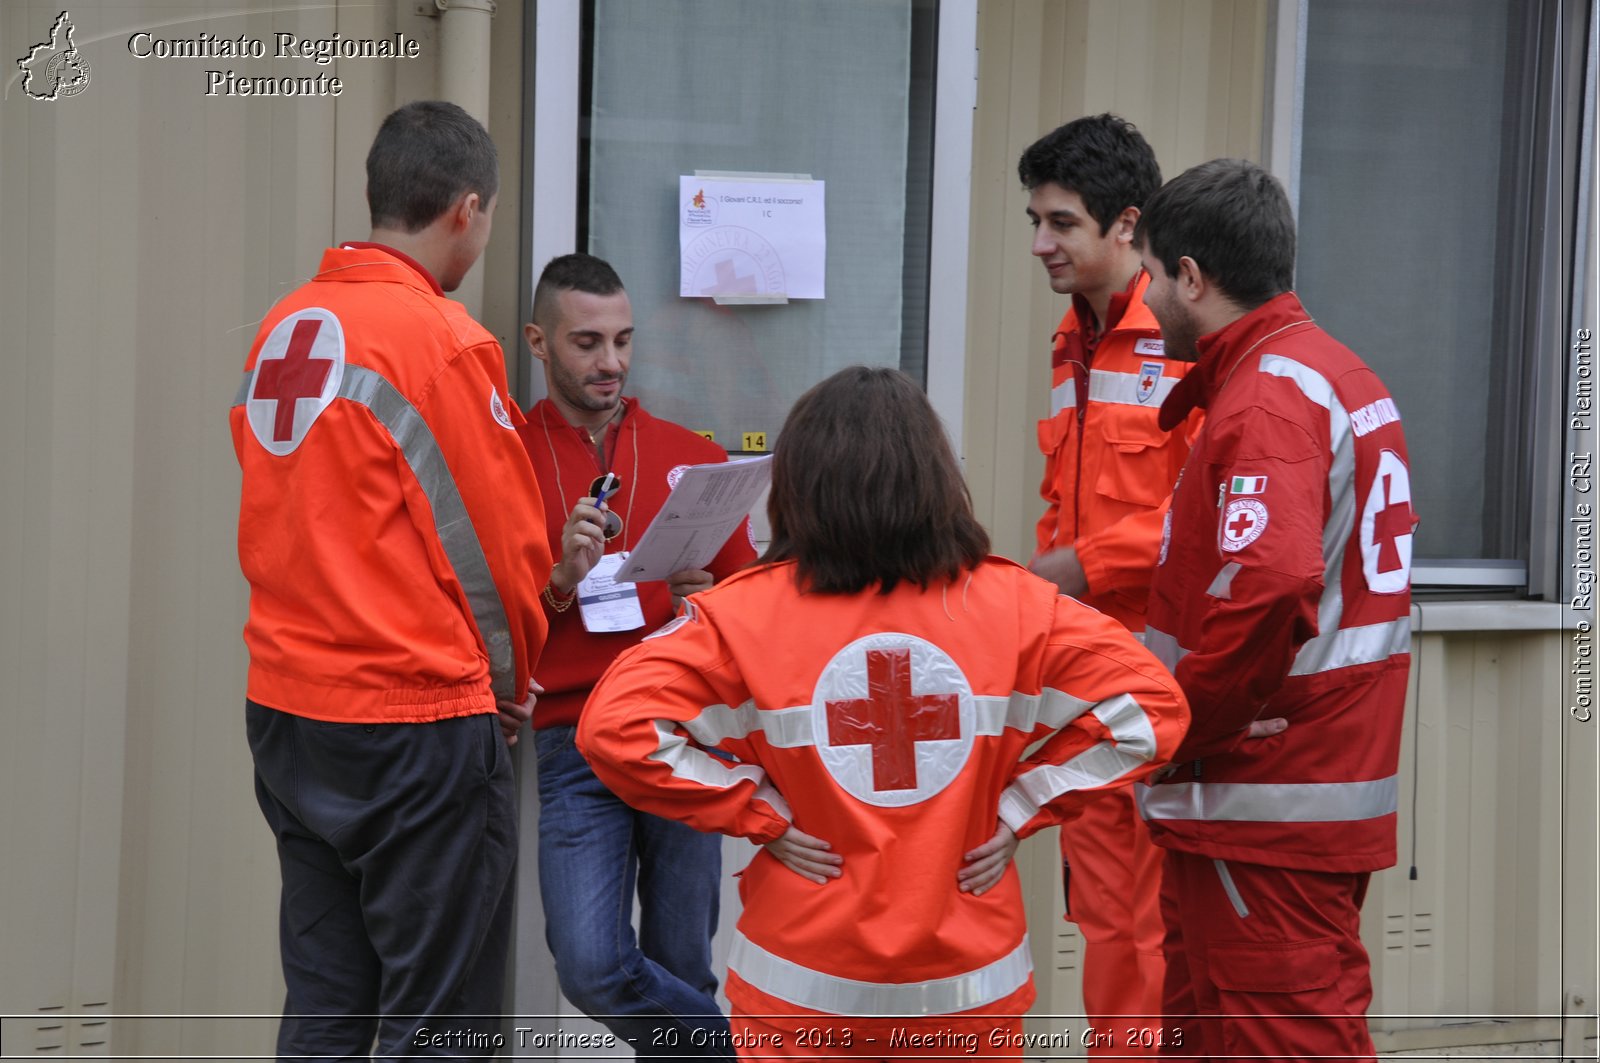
[679, 175, 826, 300]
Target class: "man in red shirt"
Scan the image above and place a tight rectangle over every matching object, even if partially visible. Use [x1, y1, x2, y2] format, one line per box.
[1018, 115, 1192, 1050]
[518, 254, 757, 1057]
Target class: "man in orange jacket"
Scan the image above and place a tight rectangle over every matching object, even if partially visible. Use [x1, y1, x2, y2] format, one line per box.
[230, 101, 552, 1059]
[1019, 115, 1194, 1051]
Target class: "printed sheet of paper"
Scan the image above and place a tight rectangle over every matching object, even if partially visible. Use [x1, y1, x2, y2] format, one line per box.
[615, 455, 772, 583]
[679, 176, 826, 299]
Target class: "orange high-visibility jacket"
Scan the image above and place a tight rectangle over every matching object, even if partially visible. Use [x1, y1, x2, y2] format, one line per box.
[1036, 272, 1196, 630]
[230, 245, 553, 723]
[577, 558, 1188, 1017]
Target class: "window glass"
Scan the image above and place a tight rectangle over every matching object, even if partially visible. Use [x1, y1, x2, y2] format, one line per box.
[583, 0, 935, 446]
[1297, 0, 1538, 566]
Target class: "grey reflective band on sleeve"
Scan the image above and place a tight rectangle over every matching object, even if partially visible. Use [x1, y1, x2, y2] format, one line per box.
[1289, 617, 1412, 676]
[1206, 562, 1242, 600]
[729, 931, 1032, 1016]
[1258, 354, 1360, 654]
[1136, 774, 1400, 824]
[233, 366, 518, 702]
[1144, 626, 1187, 671]
[998, 693, 1159, 831]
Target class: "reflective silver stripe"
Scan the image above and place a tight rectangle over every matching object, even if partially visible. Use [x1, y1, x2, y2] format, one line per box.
[648, 719, 769, 789]
[1144, 626, 1188, 672]
[1137, 775, 1400, 823]
[1206, 562, 1241, 599]
[729, 931, 1032, 1016]
[1050, 380, 1076, 415]
[680, 699, 817, 749]
[682, 689, 1103, 748]
[1214, 859, 1251, 919]
[998, 693, 1159, 830]
[1259, 355, 1361, 674]
[232, 366, 517, 701]
[1289, 617, 1411, 676]
[971, 688, 1096, 736]
[1087, 367, 1179, 408]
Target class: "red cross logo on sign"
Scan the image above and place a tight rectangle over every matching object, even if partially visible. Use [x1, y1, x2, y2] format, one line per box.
[813, 634, 974, 807]
[1360, 449, 1415, 593]
[247, 308, 345, 456]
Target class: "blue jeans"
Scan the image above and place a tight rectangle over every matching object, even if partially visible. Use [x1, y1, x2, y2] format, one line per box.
[534, 725, 731, 1059]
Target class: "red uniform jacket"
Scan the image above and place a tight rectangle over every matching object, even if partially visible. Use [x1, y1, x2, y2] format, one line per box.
[1139, 292, 1416, 873]
[230, 244, 552, 722]
[1036, 271, 1198, 630]
[578, 558, 1188, 1017]
[517, 397, 757, 729]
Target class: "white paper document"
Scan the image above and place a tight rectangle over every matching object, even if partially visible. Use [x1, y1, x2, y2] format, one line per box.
[679, 175, 826, 299]
[615, 455, 772, 584]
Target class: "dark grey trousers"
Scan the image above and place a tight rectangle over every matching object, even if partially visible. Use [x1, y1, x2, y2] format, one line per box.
[247, 700, 517, 1061]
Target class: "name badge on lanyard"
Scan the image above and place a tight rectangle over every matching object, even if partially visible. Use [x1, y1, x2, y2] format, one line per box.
[578, 552, 647, 632]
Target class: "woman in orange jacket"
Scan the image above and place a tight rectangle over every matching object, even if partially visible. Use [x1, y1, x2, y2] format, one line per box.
[578, 366, 1188, 1060]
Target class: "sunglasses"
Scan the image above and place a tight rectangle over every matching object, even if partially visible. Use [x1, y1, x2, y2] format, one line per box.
[589, 474, 624, 541]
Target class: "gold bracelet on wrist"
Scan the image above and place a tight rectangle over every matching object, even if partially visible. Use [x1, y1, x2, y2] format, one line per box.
[542, 583, 575, 612]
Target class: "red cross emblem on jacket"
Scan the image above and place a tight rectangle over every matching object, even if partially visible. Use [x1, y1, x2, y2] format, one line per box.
[826, 648, 960, 791]
[813, 635, 975, 806]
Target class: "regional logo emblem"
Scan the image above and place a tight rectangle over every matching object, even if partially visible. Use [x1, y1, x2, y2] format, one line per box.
[16, 12, 92, 101]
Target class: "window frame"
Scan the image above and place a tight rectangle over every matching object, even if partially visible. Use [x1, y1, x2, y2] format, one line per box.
[521, 0, 977, 455]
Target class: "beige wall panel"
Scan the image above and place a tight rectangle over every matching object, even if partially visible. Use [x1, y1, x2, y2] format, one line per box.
[1, 3, 139, 1055]
[1364, 630, 1573, 1045]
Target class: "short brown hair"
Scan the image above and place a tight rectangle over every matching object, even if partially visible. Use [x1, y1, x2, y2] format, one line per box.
[366, 100, 499, 232]
[765, 367, 989, 594]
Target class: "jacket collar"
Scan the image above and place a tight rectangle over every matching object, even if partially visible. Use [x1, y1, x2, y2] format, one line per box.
[318, 243, 445, 296]
[1157, 290, 1315, 430]
[1053, 269, 1159, 368]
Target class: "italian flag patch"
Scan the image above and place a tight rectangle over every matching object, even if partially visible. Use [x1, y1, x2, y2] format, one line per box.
[1230, 475, 1268, 495]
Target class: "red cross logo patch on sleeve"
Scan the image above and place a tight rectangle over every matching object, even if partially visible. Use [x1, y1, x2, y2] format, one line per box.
[246, 308, 345, 456]
[1359, 449, 1416, 593]
[1220, 497, 1269, 552]
[812, 633, 975, 807]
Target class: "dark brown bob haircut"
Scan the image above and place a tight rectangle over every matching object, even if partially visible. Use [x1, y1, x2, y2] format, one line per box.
[764, 366, 990, 595]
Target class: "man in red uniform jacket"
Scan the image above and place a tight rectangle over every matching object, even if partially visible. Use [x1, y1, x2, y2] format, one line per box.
[231, 102, 551, 1058]
[1019, 114, 1192, 1050]
[1136, 159, 1417, 1062]
[518, 253, 757, 1056]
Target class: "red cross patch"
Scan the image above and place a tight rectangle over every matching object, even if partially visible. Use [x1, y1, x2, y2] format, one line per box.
[1220, 498, 1269, 552]
[246, 308, 345, 456]
[812, 633, 974, 807]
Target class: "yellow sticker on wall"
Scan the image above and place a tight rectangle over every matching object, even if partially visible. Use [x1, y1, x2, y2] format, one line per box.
[741, 431, 768, 452]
